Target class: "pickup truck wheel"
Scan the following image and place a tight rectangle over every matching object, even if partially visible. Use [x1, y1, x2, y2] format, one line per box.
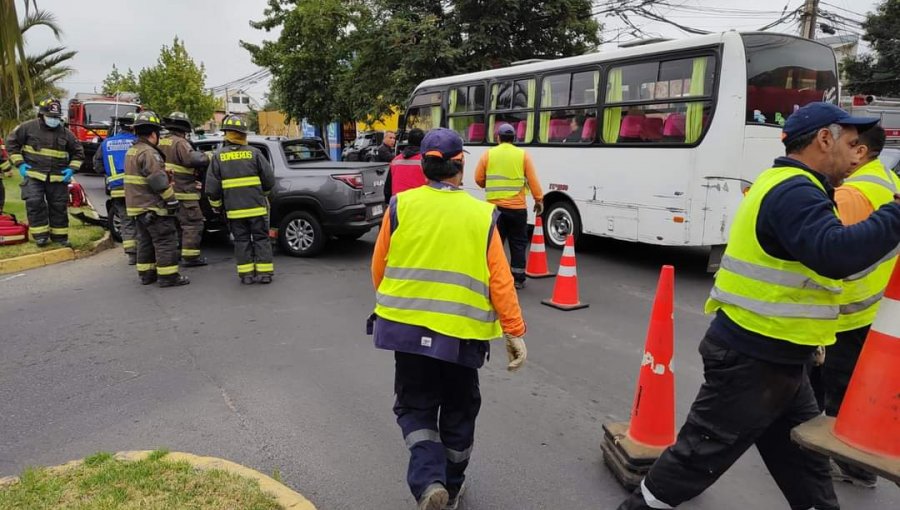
[279, 211, 326, 257]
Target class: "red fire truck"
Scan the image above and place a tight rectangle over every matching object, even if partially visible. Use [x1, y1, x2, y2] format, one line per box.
[842, 94, 900, 146]
[67, 92, 141, 173]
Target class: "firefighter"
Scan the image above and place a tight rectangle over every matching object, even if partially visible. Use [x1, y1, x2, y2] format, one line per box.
[125, 111, 189, 288]
[1, 139, 12, 211]
[205, 114, 275, 284]
[5, 98, 84, 246]
[160, 111, 210, 267]
[371, 128, 528, 510]
[94, 113, 138, 264]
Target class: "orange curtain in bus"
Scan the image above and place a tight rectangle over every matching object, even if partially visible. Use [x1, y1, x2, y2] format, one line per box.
[603, 68, 623, 143]
[686, 57, 708, 143]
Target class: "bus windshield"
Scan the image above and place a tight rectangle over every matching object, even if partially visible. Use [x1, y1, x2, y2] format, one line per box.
[743, 34, 838, 126]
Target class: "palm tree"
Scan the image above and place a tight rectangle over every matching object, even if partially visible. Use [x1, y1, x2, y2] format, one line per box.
[0, 0, 39, 117]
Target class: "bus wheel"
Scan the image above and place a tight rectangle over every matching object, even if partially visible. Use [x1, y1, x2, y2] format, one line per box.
[543, 201, 580, 249]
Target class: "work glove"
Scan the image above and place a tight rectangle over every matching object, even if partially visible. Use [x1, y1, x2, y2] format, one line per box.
[504, 333, 527, 372]
[813, 345, 826, 367]
[18, 163, 31, 179]
[533, 200, 544, 216]
[61, 167, 74, 183]
[165, 198, 179, 215]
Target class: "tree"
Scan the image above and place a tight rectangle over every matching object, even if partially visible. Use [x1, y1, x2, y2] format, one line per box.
[843, 0, 900, 96]
[136, 38, 217, 123]
[101, 64, 138, 96]
[0, 0, 39, 118]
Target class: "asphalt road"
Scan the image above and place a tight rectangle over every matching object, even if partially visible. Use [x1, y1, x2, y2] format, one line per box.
[0, 173, 896, 509]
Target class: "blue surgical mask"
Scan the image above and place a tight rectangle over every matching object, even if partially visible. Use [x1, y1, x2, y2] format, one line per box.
[44, 117, 61, 128]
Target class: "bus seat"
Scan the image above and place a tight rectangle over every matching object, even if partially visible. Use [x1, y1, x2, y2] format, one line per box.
[549, 118, 569, 141]
[619, 115, 645, 140]
[581, 117, 597, 141]
[663, 113, 686, 139]
[642, 117, 663, 141]
[467, 123, 485, 143]
[516, 120, 528, 142]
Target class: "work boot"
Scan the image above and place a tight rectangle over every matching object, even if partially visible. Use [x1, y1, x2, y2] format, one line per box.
[830, 459, 877, 488]
[35, 238, 50, 247]
[241, 275, 255, 285]
[514, 280, 527, 290]
[140, 275, 158, 285]
[444, 481, 467, 510]
[181, 256, 208, 267]
[54, 239, 71, 248]
[417, 484, 448, 510]
[258, 274, 273, 284]
[126, 253, 137, 265]
[159, 275, 190, 288]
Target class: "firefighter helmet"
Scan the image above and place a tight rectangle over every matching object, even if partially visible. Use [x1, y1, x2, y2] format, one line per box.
[37, 98, 62, 118]
[133, 111, 163, 131]
[221, 114, 248, 134]
[163, 111, 193, 132]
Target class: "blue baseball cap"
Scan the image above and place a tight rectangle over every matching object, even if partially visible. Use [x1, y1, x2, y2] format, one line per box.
[782, 102, 879, 145]
[498, 123, 516, 136]
[422, 128, 466, 159]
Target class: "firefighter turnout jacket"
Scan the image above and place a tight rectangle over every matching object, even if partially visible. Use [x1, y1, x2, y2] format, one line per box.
[205, 144, 275, 219]
[124, 140, 175, 217]
[158, 135, 210, 201]
[95, 132, 137, 198]
[6, 118, 84, 180]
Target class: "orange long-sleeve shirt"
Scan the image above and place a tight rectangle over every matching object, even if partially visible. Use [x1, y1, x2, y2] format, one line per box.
[371, 208, 526, 337]
[474, 148, 543, 209]
[835, 185, 875, 226]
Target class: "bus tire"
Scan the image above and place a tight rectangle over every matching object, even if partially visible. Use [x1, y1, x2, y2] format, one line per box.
[543, 200, 580, 250]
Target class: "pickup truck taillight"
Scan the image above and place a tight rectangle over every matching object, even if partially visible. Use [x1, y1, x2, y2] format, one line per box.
[332, 173, 364, 189]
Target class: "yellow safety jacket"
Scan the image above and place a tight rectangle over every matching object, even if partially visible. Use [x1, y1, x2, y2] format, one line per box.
[837, 159, 900, 331]
[375, 185, 502, 340]
[705, 166, 843, 346]
[484, 143, 526, 201]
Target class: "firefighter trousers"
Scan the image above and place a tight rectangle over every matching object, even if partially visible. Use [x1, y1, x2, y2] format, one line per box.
[618, 335, 838, 510]
[496, 207, 528, 284]
[135, 212, 181, 283]
[22, 177, 68, 242]
[229, 215, 272, 277]
[393, 352, 480, 502]
[111, 198, 136, 255]
[177, 200, 204, 260]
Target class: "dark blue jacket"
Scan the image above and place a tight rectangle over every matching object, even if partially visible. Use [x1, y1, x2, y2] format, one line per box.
[709, 157, 900, 363]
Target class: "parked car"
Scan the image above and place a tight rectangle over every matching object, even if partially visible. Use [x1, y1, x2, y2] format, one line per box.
[341, 131, 384, 162]
[107, 135, 387, 257]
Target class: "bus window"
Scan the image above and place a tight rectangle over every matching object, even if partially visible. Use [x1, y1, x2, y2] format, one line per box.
[406, 91, 443, 131]
[449, 84, 486, 143]
[538, 70, 599, 143]
[602, 55, 716, 144]
[743, 34, 838, 126]
[488, 78, 536, 143]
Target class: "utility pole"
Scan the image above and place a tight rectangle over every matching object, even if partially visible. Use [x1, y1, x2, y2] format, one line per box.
[799, 0, 820, 39]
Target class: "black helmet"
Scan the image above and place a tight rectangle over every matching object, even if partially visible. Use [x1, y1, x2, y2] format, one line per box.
[38, 97, 62, 118]
[163, 111, 193, 132]
[133, 111, 163, 131]
[221, 114, 248, 134]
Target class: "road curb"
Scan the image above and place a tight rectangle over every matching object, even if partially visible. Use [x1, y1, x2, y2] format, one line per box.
[0, 450, 317, 510]
[0, 231, 113, 275]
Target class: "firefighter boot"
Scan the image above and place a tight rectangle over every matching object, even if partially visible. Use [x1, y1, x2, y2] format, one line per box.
[35, 238, 50, 247]
[159, 275, 190, 288]
[181, 256, 208, 267]
[140, 274, 158, 285]
[258, 274, 273, 284]
[241, 275, 255, 285]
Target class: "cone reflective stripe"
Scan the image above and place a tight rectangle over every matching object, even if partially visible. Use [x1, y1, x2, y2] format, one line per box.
[626, 265, 676, 448]
[526, 217, 554, 279]
[833, 265, 900, 458]
[541, 235, 588, 311]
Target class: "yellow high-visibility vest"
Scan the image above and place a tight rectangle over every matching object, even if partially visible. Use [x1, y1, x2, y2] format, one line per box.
[484, 143, 526, 201]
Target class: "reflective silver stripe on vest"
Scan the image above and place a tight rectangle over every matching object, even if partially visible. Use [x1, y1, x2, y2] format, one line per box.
[720, 254, 841, 293]
[486, 186, 525, 192]
[844, 173, 899, 194]
[376, 293, 498, 323]
[405, 429, 441, 448]
[846, 245, 900, 282]
[709, 286, 840, 319]
[445, 445, 473, 463]
[840, 290, 885, 315]
[394, 158, 422, 167]
[385, 267, 489, 297]
[485, 174, 523, 182]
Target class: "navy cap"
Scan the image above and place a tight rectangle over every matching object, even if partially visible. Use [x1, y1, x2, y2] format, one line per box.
[422, 128, 466, 159]
[782, 102, 879, 144]
[498, 123, 516, 136]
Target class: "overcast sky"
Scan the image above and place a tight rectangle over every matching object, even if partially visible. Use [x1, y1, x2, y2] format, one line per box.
[20, 0, 877, 104]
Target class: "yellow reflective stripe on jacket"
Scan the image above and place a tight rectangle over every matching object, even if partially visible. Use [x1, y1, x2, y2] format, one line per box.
[25, 170, 48, 180]
[23, 145, 68, 159]
[222, 176, 262, 189]
[126, 206, 168, 216]
[161, 187, 175, 200]
[123, 175, 148, 185]
[9, 154, 24, 166]
[208, 198, 223, 208]
[174, 192, 201, 201]
[484, 143, 526, 201]
[705, 167, 843, 346]
[69, 160, 82, 169]
[226, 206, 268, 219]
[166, 163, 194, 175]
[157, 265, 179, 276]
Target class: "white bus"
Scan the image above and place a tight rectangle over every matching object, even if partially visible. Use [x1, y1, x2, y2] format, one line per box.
[399, 32, 839, 268]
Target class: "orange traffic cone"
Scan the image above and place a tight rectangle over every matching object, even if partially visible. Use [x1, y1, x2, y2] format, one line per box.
[833, 266, 900, 457]
[526, 217, 554, 279]
[541, 234, 588, 311]
[601, 265, 676, 490]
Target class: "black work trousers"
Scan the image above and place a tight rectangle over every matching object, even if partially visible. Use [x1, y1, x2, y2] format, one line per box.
[618, 335, 839, 510]
[393, 352, 480, 501]
[135, 212, 181, 283]
[22, 177, 68, 241]
[229, 215, 273, 277]
[496, 207, 528, 284]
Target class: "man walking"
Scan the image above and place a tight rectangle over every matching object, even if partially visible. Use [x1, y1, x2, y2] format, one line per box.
[618, 103, 900, 510]
[95, 113, 138, 264]
[5, 98, 84, 246]
[475, 123, 543, 289]
[205, 114, 275, 284]
[372, 130, 397, 163]
[371, 128, 528, 510]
